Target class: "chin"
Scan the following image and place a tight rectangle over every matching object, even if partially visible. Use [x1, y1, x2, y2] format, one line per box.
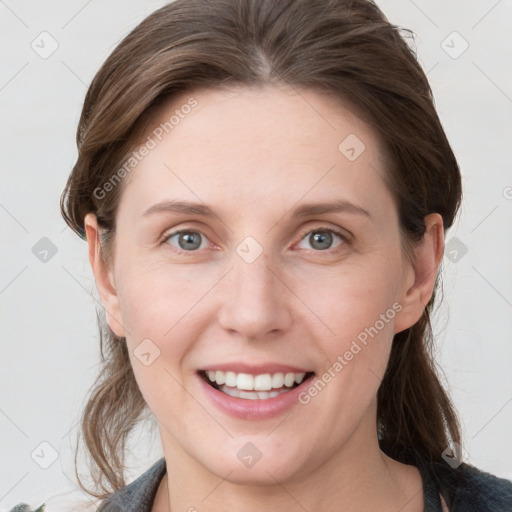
[196, 437, 312, 485]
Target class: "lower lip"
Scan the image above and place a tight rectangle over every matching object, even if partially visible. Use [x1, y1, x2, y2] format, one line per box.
[197, 373, 314, 420]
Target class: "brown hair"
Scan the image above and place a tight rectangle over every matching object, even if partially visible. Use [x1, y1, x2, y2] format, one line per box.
[60, 0, 462, 499]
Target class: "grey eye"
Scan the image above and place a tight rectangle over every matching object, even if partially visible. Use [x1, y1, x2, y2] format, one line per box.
[310, 231, 333, 250]
[297, 228, 345, 251]
[165, 231, 207, 251]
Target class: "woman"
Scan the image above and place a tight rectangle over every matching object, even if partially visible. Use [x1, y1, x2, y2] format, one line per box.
[53, 0, 512, 510]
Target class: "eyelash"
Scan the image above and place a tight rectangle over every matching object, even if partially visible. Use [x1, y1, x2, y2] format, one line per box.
[159, 226, 350, 256]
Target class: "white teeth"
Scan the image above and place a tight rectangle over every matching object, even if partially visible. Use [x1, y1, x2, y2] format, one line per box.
[271, 373, 285, 388]
[284, 373, 295, 387]
[203, 370, 309, 391]
[220, 386, 289, 400]
[295, 372, 306, 384]
[236, 373, 254, 390]
[225, 371, 237, 387]
[254, 373, 272, 391]
[215, 370, 225, 385]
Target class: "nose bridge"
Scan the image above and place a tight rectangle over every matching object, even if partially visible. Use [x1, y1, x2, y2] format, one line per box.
[217, 244, 291, 339]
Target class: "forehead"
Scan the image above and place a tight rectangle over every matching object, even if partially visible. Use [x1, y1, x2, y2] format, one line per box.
[119, 84, 393, 220]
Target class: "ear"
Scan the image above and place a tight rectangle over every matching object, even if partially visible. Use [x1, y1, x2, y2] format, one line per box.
[394, 213, 444, 334]
[84, 213, 126, 338]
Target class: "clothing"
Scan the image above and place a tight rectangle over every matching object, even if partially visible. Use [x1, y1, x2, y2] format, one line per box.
[96, 456, 512, 511]
[95, 458, 166, 512]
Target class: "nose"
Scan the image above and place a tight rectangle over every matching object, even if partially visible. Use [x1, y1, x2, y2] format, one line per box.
[217, 249, 293, 341]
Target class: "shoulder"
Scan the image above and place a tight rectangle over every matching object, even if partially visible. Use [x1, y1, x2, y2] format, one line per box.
[432, 461, 512, 511]
[96, 457, 167, 512]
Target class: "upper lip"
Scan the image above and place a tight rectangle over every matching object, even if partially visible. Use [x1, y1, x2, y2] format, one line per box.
[199, 362, 314, 375]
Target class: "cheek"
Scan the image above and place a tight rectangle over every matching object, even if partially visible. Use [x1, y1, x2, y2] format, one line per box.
[115, 253, 204, 336]
[119, 268, 199, 417]
[294, 259, 401, 397]
[297, 273, 399, 435]
[114, 258, 219, 413]
[295, 258, 401, 336]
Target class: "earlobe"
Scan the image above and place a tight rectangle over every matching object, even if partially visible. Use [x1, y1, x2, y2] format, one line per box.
[84, 213, 126, 338]
[394, 213, 444, 334]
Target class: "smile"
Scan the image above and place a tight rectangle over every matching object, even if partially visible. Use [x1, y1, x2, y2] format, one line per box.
[199, 370, 315, 400]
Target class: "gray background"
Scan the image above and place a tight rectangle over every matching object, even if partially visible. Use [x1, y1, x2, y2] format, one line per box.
[1, 0, 511, 509]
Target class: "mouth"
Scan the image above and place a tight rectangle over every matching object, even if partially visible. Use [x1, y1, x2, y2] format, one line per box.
[198, 369, 316, 400]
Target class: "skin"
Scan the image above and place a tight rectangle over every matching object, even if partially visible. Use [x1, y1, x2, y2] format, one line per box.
[85, 84, 445, 512]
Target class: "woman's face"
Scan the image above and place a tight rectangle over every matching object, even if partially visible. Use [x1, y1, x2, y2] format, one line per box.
[86, 85, 430, 484]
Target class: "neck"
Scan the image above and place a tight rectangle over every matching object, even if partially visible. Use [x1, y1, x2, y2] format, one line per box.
[155, 419, 423, 512]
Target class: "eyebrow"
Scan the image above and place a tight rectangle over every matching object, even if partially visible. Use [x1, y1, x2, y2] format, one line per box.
[141, 199, 371, 220]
